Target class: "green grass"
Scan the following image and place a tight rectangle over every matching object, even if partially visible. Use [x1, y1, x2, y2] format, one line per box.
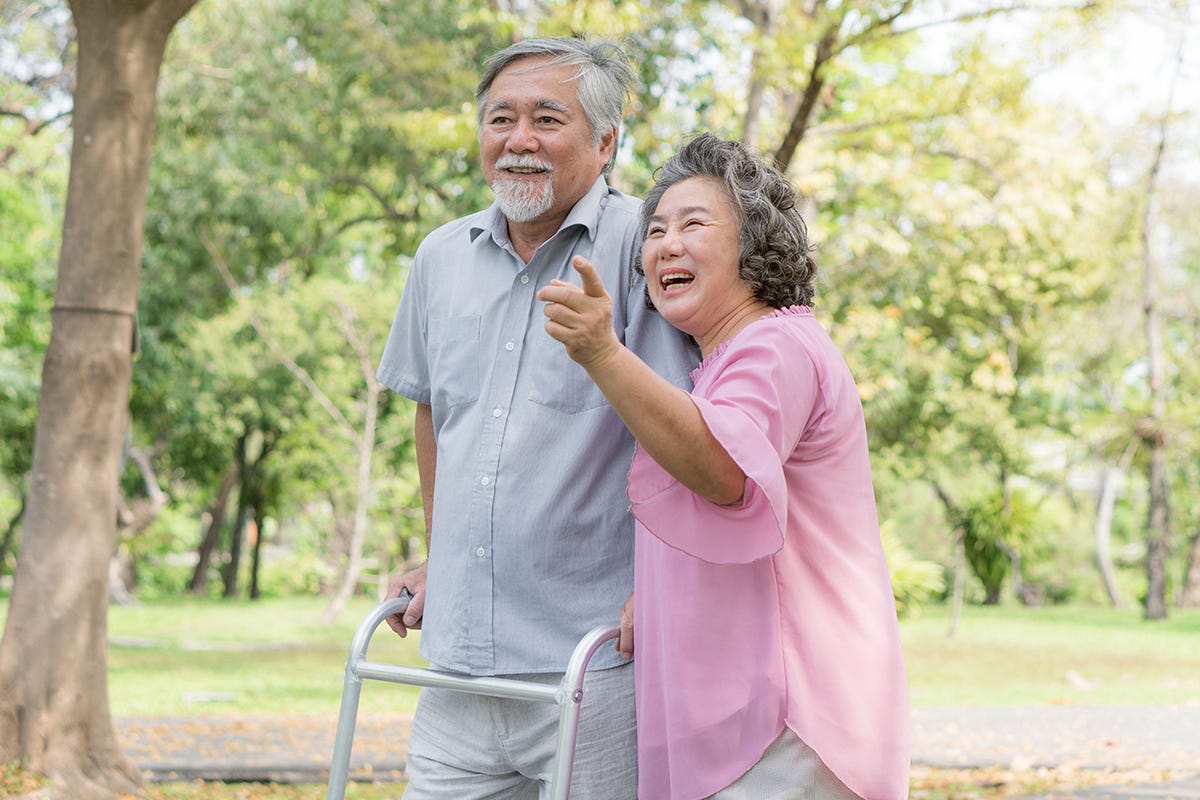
[902, 603, 1200, 706]
[2, 595, 1199, 716]
[105, 596, 426, 716]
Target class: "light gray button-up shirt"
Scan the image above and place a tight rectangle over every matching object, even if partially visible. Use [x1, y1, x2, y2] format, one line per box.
[377, 178, 697, 675]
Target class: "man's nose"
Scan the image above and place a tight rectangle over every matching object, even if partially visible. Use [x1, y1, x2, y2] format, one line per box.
[507, 118, 540, 152]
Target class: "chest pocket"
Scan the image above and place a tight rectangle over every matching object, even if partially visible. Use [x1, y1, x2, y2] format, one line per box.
[526, 329, 609, 414]
[428, 316, 480, 408]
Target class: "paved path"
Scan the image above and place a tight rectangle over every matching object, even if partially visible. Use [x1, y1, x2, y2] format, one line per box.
[116, 705, 1200, 796]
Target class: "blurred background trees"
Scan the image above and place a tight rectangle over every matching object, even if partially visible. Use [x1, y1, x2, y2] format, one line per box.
[3, 0, 1198, 618]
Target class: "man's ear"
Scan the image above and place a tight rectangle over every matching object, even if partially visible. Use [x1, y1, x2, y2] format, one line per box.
[599, 126, 618, 160]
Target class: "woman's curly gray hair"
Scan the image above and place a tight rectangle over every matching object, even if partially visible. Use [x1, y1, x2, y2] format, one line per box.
[635, 133, 818, 309]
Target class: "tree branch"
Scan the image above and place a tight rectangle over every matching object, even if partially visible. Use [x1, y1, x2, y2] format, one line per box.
[202, 235, 359, 443]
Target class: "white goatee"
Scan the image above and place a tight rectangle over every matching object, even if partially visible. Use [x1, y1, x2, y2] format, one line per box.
[491, 156, 555, 222]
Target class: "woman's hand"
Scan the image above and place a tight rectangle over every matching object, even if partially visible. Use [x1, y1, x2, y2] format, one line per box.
[616, 593, 634, 660]
[537, 255, 621, 369]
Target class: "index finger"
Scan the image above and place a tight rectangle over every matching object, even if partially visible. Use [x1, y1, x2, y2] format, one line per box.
[572, 255, 608, 299]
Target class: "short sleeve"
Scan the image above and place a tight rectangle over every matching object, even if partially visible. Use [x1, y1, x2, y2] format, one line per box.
[628, 329, 820, 564]
[376, 248, 431, 404]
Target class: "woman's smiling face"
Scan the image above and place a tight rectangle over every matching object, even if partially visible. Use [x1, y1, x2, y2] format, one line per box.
[642, 176, 758, 350]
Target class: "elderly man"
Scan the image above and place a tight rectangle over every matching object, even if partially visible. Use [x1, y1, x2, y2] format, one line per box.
[376, 36, 696, 799]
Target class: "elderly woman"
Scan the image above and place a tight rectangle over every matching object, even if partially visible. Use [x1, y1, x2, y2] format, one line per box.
[538, 133, 909, 800]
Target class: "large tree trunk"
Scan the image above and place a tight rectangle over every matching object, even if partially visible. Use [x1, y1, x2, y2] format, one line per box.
[0, 2, 200, 797]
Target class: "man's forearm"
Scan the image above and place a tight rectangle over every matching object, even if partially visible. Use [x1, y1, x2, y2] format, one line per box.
[414, 402, 436, 551]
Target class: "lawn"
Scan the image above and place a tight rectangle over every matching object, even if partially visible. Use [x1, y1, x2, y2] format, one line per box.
[105, 596, 425, 716]
[901, 602, 1200, 705]
[3, 597, 1199, 799]
[101, 596, 1200, 714]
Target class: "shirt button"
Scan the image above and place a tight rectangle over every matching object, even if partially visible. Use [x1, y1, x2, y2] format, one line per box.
[505, 340, 515, 351]
[475, 546, 487, 558]
[480, 475, 490, 486]
[520, 274, 530, 285]
[492, 407, 502, 418]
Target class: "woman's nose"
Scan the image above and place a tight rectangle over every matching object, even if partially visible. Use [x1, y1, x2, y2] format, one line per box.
[658, 227, 684, 256]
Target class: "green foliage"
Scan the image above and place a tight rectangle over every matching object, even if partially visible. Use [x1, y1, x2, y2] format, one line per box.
[881, 519, 945, 617]
[957, 488, 1043, 604]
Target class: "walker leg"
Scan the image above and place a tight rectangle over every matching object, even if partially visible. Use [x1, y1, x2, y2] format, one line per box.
[325, 664, 363, 800]
[548, 675, 585, 800]
[547, 625, 621, 799]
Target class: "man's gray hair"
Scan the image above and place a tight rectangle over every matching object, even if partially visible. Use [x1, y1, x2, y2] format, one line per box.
[475, 36, 635, 174]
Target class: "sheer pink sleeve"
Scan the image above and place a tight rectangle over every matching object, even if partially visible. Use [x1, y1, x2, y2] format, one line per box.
[628, 333, 819, 564]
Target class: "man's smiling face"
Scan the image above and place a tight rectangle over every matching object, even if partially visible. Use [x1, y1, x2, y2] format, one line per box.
[479, 55, 614, 226]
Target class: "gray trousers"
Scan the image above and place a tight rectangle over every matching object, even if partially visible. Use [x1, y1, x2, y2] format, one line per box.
[402, 661, 636, 800]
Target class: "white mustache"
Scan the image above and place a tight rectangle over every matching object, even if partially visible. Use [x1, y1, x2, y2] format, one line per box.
[495, 155, 553, 172]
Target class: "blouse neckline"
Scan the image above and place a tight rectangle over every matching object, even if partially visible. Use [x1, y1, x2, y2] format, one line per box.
[691, 305, 812, 380]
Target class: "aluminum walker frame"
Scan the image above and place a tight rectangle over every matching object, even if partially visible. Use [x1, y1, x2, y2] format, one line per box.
[325, 596, 620, 800]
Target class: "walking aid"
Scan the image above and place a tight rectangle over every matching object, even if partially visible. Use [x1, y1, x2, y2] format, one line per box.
[325, 594, 620, 800]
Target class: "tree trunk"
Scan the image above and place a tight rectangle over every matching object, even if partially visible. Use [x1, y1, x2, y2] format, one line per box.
[0, 492, 25, 573]
[222, 437, 251, 598]
[1180, 526, 1200, 608]
[1138, 42, 1180, 621]
[188, 463, 238, 594]
[222, 433, 273, 599]
[736, 0, 782, 150]
[771, 25, 836, 173]
[222, 500, 248, 598]
[1144, 444, 1169, 620]
[112, 441, 169, 602]
[322, 377, 382, 622]
[250, 501, 266, 600]
[948, 530, 964, 638]
[0, 1, 200, 796]
[1094, 466, 1125, 608]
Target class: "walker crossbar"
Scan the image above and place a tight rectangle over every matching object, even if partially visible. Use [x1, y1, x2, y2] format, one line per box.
[325, 597, 620, 800]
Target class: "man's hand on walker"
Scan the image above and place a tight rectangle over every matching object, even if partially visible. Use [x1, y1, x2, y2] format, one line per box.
[384, 561, 427, 638]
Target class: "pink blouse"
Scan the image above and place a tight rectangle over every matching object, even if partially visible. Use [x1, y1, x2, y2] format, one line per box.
[629, 306, 910, 800]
